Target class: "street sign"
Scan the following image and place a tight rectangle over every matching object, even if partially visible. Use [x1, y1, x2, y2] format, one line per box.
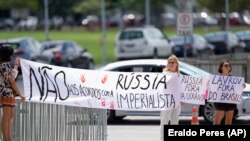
[177, 13, 193, 36]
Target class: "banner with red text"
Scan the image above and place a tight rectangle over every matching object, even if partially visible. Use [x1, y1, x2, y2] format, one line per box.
[21, 59, 183, 111]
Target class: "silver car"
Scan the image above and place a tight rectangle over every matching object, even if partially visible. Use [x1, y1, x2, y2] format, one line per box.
[98, 59, 250, 123]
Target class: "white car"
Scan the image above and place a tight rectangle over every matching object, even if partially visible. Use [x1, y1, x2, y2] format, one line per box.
[98, 59, 250, 123]
[114, 26, 172, 60]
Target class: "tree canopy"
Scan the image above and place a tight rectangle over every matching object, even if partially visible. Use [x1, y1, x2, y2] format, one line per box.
[197, 0, 250, 13]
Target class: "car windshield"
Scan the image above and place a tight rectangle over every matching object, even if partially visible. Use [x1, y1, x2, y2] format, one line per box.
[42, 42, 62, 51]
[236, 32, 250, 40]
[119, 31, 143, 40]
[10, 43, 20, 50]
[0, 42, 20, 50]
[145, 28, 164, 39]
[170, 36, 193, 45]
[180, 62, 210, 78]
[205, 32, 227, 42]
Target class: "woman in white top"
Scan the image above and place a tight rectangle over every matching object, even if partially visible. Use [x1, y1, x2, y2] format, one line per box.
[160, 55, 181, 140]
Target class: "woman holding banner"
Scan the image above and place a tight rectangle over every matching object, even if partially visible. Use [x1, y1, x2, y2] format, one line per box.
[213, 59, 245, 125]
[160, 55, 181, 140]
[0, 44, 25, 141]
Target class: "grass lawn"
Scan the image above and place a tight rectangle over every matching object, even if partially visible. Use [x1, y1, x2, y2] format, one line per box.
[0, 25, 249, 65]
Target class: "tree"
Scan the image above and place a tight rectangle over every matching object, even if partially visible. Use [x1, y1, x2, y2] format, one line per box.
[0, 0, 39, 11]
[197, 0, 250, 13]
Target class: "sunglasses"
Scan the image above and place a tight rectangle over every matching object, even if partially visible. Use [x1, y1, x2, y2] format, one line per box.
[168, 61, 176, 64]
[223, 64, 230, 68]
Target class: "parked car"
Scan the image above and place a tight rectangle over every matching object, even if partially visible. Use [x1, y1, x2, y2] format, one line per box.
[0, 37, 42, 68]
[115, 26, 172, 60]
[36, 40, 94, 69]
[204, 31, 245, 54]
[235, 30, 250, 52]
[98, 59, 250, 123]
[170, 34, 214, 57]
[81, 15, 100, 30]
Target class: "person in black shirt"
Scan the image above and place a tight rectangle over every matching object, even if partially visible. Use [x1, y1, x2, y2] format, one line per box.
[213, 59, 245, 125]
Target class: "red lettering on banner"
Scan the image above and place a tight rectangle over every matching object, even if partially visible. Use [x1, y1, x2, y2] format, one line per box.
[101, 99, 106, 107]
[110, 101, 115, 109]
[80, 74, 85, 83]
[102, 75, 108, 84]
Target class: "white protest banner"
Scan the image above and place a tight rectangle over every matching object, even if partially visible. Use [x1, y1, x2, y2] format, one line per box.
[96, 71, 181, 110]
[20, 59, 181, 111]
[180, 75, 208, 105]
[208, 75, 244, 104]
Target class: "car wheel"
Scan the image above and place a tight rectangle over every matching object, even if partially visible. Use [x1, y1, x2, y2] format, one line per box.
[153, 49, 158, 59]
[200, 102, 215, 123]
[107, 109, 116, 122]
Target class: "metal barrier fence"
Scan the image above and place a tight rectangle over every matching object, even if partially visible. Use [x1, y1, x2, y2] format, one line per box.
[1, 99, 107, 141]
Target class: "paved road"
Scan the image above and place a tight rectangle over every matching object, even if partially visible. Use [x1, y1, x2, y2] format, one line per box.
[107, 116, 250, 141]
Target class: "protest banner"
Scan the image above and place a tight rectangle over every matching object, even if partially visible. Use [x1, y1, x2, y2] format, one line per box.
[20, 59, 181, 111]
[208, 75, 244, 104]
[180, 75, 208, 105]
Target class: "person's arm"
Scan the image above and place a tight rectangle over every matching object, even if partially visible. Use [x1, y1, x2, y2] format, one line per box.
[12, 69, 18, 79]
[12, 57, 20, 79]
[7, 75, 25, 101]
[243, 83, 246, 88]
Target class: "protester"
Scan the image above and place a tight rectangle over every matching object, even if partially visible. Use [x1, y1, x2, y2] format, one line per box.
[0, 44, 25, 141]
[160, 55, 181, 140]
[213, 59, 245, 125]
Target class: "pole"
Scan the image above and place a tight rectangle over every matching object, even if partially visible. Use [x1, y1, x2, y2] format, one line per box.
[184, 35, 187, 61]
[44, 0, 49, 41]
[101, 0, 107, 65]
[225, 0, 229, 31]
[145, 0, 150, 25]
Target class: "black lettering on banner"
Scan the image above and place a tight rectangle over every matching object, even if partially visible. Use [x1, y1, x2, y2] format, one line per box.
[129, 93, 134, 108]
[220, 92, 241, 102]
[212, 75, 242, 85]
[116, 74, 124, 89]
[140, 94, 146, 108]
[29, 65, 69, 102]
[152, 74, 158, 89]
[43, 68, 58, 102]
[156, 75, 167, 90]
[210, 75, 243, 103]
[29, 66, 44, 100]
[54, 71, 69, 100]
[181, 75, 204, 101]
[124, 74, 134, 90]
[116, 92, 175, 109]
[116, 74, 167, 90]
[208, 91, 217, 100]
[131, 75, 141, 89]
[119, 94, 130, 109]
[140, 75, 150, 90]
[217, 84, 234, 91]
[68, 85, 114, 100]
